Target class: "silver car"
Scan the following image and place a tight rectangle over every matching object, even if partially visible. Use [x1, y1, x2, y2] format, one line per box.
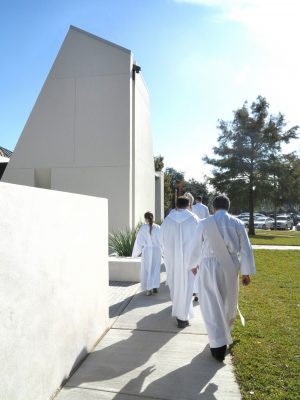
[254, 217, 275, 230]
[275, 215, 293, 230]
[238, 216, 249, 228]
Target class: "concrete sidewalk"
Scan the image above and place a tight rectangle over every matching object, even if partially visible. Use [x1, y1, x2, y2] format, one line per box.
[55, 278, 241, 400]
[252, 245, 300, 250]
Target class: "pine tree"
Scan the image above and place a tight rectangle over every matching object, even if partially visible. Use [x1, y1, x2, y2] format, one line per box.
[205, 96, 299, 234]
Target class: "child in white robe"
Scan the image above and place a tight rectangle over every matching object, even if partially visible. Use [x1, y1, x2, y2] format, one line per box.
[132, 212, 161, 295]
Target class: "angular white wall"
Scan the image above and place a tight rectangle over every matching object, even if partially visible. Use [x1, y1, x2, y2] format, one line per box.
[133, 73, 156, 224]
[155, 171, 164, 221]
[3, 26, 155, 232]
[0, 182, 109, 400]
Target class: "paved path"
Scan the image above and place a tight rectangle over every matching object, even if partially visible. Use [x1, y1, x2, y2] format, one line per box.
[252, 245, 300, 250]
[55, 276, 241, 400]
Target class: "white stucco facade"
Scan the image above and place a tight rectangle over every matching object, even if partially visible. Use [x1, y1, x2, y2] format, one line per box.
[3, 26, 155, 231]
[0, 182, 109, 400]
[155, 171, 164, 221]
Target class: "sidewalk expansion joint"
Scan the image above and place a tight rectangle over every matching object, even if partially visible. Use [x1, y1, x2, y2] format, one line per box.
[110, 326, 206, 336]
[65, 385, 171, 400]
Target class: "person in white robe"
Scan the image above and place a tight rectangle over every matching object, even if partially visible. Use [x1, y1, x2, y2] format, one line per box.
[192, 195, 209, 219]
[132, 211, 161, 296]
[184, 192, 194, 210]
[184, 192, 200, 302]
[189, 195, 256, 361]
[160, 196, 199, 328]
[191, 195, 209, 300]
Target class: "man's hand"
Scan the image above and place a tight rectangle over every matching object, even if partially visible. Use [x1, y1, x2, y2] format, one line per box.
[241, 275, 250, 286]
[191, 266, 199, 276]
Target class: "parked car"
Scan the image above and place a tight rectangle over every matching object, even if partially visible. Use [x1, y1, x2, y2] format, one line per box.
[237, 213, 266, 219]
[296, 222, 300, 231]
[287, 213, 300, 224]
[237, 216, 249, 228]
[254, 217, 275, 230]
[275, 215, 293, 230]
[254, 213, 267, 218]
[237, 213, 266, 229]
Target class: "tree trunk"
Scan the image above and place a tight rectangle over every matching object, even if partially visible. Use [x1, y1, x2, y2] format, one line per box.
[248, 182, 255, 235]
[274, 204, 277, 231]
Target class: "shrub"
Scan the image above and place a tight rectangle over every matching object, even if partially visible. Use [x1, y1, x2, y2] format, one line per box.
[109, 224, 141, 256]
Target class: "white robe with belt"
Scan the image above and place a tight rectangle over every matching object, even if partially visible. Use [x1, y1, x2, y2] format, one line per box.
[132, 223, 161, 291]
[190, 210, 256, 347]
[160, 209, 199, 321]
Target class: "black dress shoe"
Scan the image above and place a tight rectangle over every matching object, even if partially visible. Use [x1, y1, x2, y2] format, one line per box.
[153, 288, 158, 293]
[210, 345, 227, 361]
[176, 318, 190, 328]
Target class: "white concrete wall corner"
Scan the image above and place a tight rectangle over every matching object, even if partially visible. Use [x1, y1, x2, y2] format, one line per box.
[133, 73, 155, 225]
[0, 182, 109, 400]
[155, 171, 164, 221]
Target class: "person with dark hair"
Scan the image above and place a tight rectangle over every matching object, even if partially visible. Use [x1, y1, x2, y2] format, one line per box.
[132, 212, 161, 296]
[212, 195, 230, 210]
[192, 195, 209, 219]
[189, 194, 256, 362]
[160, 196, 200, 328]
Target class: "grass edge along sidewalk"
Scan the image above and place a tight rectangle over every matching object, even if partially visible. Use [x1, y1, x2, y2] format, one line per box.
[230, 250, 300, 400]
[249, 230, 300, 246]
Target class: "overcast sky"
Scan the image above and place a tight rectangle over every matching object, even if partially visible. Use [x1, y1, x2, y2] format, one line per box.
[1, 0, 299, 180]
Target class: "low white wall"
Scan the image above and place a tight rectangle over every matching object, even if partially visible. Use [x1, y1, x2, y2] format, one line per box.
[109, 257, 141, 282]
[0, 182, 109, 400]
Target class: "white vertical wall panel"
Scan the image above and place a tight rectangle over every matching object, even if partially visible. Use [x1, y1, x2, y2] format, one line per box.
[134, 73, 155, 224]
[51, 167, 130, 232]
[0, 182, 109, 400]
[74, 75, 131, 167]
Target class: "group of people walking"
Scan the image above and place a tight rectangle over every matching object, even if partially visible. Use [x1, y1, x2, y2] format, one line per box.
[132, 194, 256, 362]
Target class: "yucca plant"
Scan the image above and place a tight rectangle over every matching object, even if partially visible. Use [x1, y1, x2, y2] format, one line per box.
[109, 223, 141, 256]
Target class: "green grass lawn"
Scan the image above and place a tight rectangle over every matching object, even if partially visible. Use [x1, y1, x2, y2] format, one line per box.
[231, 250, 300, 399]
[250, 230, 300, 246]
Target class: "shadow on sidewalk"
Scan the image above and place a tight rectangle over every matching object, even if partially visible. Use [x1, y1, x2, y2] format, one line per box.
[112, 346, 223, 400]
[110, 285, 171, 318]
[64, 307, 175, 388]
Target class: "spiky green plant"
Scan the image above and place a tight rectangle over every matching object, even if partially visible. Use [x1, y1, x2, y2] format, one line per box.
[109, 224, 141, 256]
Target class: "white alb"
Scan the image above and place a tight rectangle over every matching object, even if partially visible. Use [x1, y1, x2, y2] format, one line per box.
[190, 210, 256, 347]
[160, 209, 200, 321]
[192, 202, 209, 219]
[132, 223, 161, 291]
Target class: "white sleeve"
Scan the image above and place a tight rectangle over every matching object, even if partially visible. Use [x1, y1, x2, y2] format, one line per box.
[238, 225, 256, 275]
[159, 223, 165, 257]
[132, 228, 144, 257]
[205, 206, 209, 218]
[188, 222, 204, 269]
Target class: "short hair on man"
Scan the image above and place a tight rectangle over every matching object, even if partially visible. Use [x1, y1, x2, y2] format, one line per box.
[212, 195, 230, 211]
[195, 196, 202, 202]
[176, 196, 190, 209]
